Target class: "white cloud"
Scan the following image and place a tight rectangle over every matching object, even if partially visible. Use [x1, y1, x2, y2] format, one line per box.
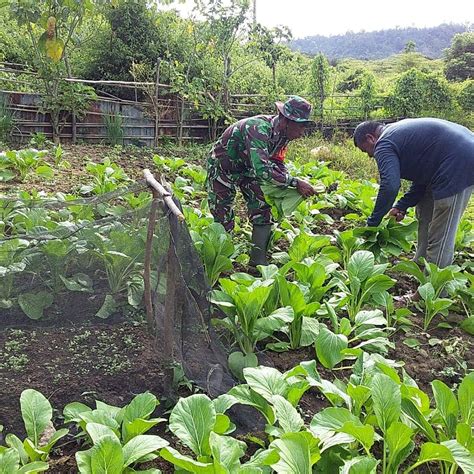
[159, 0, 473, 38]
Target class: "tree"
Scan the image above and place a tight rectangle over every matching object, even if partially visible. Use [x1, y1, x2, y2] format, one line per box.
[309, 52, 330, 125]
[336, 67, 366, 92]
[83, 0, 161, 87]
[444, 32, 474, 81]
[386, 68, 453, 117]
[457, 80, 474, 112]
[7, 0, 100, 142]
[359, 72, 377, 119]
[403, 40, 416, 53]
[248, 24, 292, 87]
[193, 0, 251, 138]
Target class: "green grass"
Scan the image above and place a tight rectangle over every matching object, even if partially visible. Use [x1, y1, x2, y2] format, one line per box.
[287, 133, 379, 181]
[338, 54, 444, 89]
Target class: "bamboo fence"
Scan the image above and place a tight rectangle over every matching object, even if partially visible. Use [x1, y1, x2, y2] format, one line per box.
[0, 62, 392, 145]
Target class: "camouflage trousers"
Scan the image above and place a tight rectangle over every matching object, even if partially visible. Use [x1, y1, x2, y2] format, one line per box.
[206, 160, 272, 231]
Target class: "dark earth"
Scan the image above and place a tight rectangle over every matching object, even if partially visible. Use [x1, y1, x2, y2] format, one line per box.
[0, 144, 472, 472]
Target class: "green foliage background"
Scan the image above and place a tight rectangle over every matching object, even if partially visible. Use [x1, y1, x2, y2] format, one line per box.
[0, 0, 472, 128]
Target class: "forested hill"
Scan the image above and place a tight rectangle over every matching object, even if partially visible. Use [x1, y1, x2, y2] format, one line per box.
[290, 23, 469, 59]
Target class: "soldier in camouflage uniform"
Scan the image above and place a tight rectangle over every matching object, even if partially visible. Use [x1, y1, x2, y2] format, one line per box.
[206, 95, 316, 266]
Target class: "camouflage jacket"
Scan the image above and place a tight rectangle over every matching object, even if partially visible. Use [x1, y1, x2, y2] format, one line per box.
[209, 115, 297, 187]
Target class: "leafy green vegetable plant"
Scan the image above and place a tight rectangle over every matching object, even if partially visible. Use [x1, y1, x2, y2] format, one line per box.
[190, 222, 235, 287]
[0, 447, 48, 474]
[418, 283, 454, 331]
[0, 149, 52, 182]
[152, 154, 186, 173]
[335, 229, 362, 270]
[211, 276, 293, 378]
[160, 393, 276, 472]
[64, 392, 165, 444]
[334, 250, 395, 319]
[332, 180, 378, 219]
[52, 143, 70, 168]
[0, 238, 29, 309]
[260, 183, 305, 220]
[272, 230, 331, 271]
[65, 393, 169, 472]
[315, 307, 393, 369]
[81, 159, 130, 195]
[353, 219, 417, 262]
[86, 227, 145, 318]
[393, 259, 460, 330]
[76, 423, 166, 474]
[274, 274, 321, 350]
[5, 389, 68, 468]
[301, 358, 474, 474]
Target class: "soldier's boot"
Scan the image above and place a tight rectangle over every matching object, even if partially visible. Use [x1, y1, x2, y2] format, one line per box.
[249, 224, 272, 267]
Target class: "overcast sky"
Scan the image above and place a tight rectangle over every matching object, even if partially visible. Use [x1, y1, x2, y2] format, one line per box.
[160, 0, 473, 38]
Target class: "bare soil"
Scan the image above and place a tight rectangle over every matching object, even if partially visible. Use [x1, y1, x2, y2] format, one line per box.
[390, 312, 474, 394]
[1, 144, 472, 472]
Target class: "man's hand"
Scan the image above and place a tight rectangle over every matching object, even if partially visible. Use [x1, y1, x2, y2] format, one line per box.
[388, 207, 405, 222]
[296, 179, 317, 198]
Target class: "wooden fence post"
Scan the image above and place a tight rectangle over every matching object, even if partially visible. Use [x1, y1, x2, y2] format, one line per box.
[154, 58, 161, 148]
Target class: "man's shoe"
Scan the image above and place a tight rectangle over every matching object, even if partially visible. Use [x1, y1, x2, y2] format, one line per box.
[248, 224, 272, 267]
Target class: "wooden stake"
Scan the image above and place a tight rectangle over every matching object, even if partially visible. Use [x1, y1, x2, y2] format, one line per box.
[143, 169, 185, 221]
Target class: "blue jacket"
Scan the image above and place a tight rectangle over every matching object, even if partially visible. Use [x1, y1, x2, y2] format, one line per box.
[368, 118, 474, 227]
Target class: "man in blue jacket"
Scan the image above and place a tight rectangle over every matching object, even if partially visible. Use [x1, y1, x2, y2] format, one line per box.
[353, 118, 474, 268]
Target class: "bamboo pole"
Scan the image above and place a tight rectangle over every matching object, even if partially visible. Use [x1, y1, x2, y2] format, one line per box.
[143, 169, 185, 221]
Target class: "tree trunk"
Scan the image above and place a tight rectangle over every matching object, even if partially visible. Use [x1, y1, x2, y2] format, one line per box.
[64, 54, 76, 144]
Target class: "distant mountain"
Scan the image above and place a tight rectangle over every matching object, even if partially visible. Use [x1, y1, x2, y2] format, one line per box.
[289, 23, 469, 60]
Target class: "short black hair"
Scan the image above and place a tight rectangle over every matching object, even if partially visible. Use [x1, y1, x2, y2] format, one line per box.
[353, 121, 383, 147]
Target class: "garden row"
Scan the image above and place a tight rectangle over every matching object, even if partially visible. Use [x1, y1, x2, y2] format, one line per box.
[0, 142, 473, 472]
